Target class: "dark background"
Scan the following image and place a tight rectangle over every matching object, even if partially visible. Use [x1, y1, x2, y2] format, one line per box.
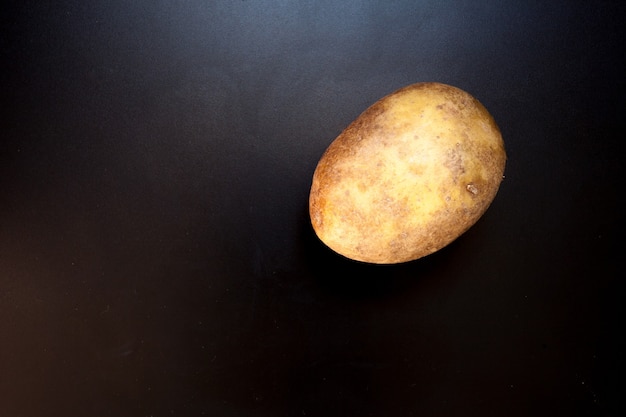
[1, 1, 623, 416]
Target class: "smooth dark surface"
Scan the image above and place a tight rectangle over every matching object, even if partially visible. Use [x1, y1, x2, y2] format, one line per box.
[1, 1, 624, 416]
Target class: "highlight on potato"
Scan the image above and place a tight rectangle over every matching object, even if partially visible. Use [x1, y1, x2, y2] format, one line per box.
[309, 82, 506, 264]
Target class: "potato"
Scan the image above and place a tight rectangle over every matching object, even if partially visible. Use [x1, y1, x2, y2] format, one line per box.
[309, 82, 506, 264]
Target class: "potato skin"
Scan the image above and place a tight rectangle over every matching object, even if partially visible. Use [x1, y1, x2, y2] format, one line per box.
[309, 82, 506, 264]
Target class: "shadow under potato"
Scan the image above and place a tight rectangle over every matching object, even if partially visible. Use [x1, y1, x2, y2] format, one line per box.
[297, 205, 457, 301]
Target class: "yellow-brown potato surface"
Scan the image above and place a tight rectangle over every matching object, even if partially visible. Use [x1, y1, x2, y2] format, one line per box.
[309, 82, 506, 264]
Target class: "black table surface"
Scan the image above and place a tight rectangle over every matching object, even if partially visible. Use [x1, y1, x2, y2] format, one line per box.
[1, 1, 624, 416]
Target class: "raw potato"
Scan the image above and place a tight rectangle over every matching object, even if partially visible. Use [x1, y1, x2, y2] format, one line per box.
[309, 82, 506, 264]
